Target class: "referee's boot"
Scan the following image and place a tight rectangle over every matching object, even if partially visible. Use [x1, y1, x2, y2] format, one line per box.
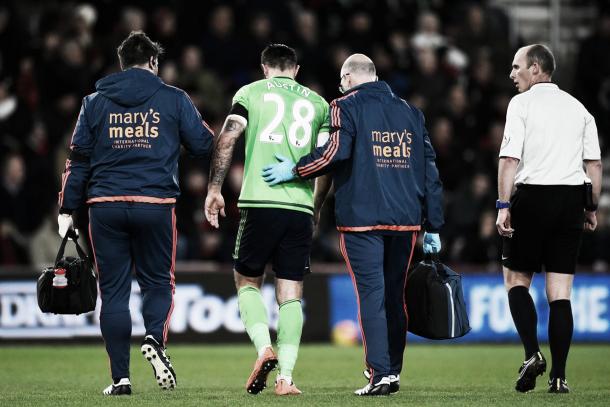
[246, 346, 278, 394]
[548, 378, 570, 393]
[515, 351, 546, 392]
[141, 335, 177, 390]
[102, 378, 132, 396]
[363, 369, 400, 393]
[354, 377, 391, 396]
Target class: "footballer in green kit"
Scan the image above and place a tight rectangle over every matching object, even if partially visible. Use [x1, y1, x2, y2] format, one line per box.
[204, 44, 330, 396]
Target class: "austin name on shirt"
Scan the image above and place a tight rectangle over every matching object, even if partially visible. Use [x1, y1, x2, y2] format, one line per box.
[108, 109, 160, 138]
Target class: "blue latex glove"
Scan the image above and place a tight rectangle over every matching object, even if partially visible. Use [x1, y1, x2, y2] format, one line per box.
[261, 154, 296, 186]
[423, 232, 441, 254]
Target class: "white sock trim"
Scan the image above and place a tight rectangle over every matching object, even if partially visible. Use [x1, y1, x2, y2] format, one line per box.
[257, 345, 272, 358]
[277, 374, 293, 384]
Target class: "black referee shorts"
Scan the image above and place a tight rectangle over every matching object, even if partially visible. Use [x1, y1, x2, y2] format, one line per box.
[233, 208, 313, 281]
[502, 184, 585, 274]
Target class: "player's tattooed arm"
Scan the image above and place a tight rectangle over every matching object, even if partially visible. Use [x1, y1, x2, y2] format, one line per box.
[208, 115, 247, 189]
[205, 115, 246, 228]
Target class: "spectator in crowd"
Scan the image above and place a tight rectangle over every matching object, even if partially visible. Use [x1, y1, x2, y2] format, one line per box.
[445, 172, 495, 262]
[178, 45, 226, 121]
[0, 0, 607, 270]
[201, 5, 240, 83]
[428, 116, 466, 192]
[29, 204, 80, 267]
[0, 76, 32, 155]
[0, 152, 40, 264]
[410, 47, 453, 118]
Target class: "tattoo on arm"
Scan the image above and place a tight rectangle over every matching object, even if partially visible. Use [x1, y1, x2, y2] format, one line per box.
[209, 118, 246, 188]
[225, 119, 242, 132]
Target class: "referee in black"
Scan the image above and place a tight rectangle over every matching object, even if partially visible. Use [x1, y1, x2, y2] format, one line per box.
[496, 44, 602, 394]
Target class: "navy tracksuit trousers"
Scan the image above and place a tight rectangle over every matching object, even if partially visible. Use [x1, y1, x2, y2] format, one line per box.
[339, 231, 417, 384]
[89, 203, 176, 380]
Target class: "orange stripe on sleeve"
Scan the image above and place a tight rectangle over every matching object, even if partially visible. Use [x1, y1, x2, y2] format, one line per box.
[297, 104, 341, 176]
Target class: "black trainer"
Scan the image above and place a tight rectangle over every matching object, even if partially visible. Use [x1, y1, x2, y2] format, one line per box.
[141, 335, 177, 390]
[515, 351, 546, 392]
[354, 377, 391, 396]
[548, 378, 570, 393]
[363, 369, 399, 393]
[388, 375, 400, 394]
[102, 378, 131, 396]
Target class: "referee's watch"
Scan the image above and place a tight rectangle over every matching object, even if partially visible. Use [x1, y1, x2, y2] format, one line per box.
[496, 200, 510, 209]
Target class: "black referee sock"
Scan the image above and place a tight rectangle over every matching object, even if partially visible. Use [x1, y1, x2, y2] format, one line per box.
[508, 286, 540, 360]
[548, 299, 573, 379]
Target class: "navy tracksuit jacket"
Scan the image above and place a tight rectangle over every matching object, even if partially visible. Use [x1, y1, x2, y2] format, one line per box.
[58, 68, 213, 379]
[295, 81, 444, 383]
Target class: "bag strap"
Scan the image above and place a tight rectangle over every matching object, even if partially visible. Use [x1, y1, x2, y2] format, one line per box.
[423, 253, 443, 276]
[71, 233, 89, 261]
[54, 230, 88, 265]
[54, 232, 71, 266]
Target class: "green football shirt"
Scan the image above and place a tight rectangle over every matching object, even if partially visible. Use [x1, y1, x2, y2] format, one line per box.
[232, 76, 330, 215]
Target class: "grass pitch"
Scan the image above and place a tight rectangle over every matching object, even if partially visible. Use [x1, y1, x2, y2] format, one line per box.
[0, 344, 608, 406]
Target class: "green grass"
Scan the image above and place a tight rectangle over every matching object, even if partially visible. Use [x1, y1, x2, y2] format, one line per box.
[1, 344, 609, 406]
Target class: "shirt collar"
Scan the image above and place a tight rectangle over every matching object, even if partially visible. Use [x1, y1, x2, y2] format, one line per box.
[530, 81, 558, 90]
[347, 80, 392, 94]
[269, 76, 295, 81]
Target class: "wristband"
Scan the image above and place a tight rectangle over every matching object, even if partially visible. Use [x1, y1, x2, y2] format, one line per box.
[496, 200, 510, 209]
[585, 203, 598, 212]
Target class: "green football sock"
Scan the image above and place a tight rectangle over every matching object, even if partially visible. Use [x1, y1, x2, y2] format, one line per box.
[277, 299, 303, 378]
[238, 286, 271, 356]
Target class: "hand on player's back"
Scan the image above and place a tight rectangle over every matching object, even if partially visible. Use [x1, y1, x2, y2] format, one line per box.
[262, 154, 296, 186]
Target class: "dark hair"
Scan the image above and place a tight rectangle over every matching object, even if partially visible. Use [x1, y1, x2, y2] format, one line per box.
[117, 31, 164, 69]
[525, 44, 555, 76]
[260, 44, 297, 70]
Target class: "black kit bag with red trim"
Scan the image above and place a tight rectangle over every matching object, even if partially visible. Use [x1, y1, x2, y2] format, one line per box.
[37, 230, 98, 314]
[405, 254, 471, 340]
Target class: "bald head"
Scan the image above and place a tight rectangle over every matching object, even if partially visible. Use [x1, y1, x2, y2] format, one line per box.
[510, 44, 554, 92]
[342, 53, 376, 76]
[339, 54, 377, 93]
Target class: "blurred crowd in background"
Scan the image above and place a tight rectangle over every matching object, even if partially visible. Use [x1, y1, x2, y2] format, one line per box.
[1, 0, 609, 271]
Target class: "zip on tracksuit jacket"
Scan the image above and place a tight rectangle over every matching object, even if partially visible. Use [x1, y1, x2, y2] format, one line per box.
[295, 81, 444, 232]
[58, 68, 214, 210]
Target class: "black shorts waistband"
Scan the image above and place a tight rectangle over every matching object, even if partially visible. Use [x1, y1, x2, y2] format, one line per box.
[516, 184, 584, 191]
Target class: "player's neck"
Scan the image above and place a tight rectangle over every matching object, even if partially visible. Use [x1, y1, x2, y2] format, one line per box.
[128, 65, 156, 75]
[265, 70, 295, 80]
[528, 75, 552, 89]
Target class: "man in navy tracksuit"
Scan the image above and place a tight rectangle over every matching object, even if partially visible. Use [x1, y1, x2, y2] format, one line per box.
[262, 54, 444, 396]
[57, 32, 214, 395]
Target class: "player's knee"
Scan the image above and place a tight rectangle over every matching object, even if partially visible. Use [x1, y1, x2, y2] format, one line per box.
[233, 269, 263, 291]
[545, 273, 573, 302]
[546, 285, 572, 302]
[503, 267, 532, 291]
[275, 278, 303, 304]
